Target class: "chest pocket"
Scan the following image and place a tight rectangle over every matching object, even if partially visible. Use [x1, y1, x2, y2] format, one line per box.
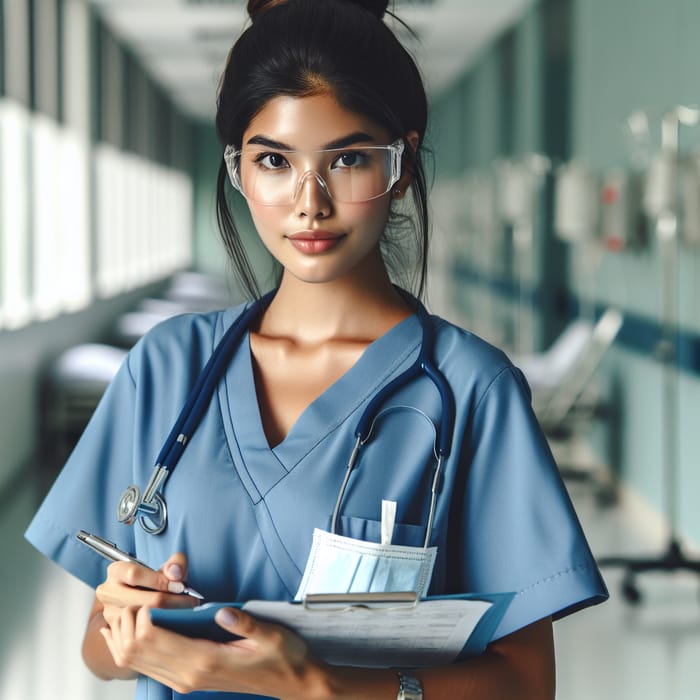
[334, 514, 428, 547]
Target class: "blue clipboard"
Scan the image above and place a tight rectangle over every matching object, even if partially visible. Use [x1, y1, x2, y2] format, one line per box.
[150, 591, 514, 667]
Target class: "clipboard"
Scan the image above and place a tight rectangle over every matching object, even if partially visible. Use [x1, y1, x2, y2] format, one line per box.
[150, 591, 514, 667]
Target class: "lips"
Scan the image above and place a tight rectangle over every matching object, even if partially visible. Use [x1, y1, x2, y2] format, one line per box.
[286, 230, 345, 254]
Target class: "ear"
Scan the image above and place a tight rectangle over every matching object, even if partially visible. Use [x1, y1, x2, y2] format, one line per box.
[392, 130, 420, 200]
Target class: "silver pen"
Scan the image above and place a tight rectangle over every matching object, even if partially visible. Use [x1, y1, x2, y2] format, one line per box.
[76, 530, 205, 600]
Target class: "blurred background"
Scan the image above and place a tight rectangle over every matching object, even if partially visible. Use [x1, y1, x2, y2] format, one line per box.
[1, 0, 700, 698]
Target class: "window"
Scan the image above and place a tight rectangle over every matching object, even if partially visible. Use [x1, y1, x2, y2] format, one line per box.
[0, 99, 32, 328]
[0, 2, 194, 332]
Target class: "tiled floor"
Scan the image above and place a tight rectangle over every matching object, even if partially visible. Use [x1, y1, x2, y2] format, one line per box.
[554, 478, 700, 700]
[2, 464, 699, 700]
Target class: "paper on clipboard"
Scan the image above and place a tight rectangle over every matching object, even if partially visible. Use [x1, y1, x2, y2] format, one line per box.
[151, 591, 514, 668]
[245, 594, 494, 667]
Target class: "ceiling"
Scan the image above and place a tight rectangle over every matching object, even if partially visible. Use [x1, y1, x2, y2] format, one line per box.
[89, 0, 534, 123]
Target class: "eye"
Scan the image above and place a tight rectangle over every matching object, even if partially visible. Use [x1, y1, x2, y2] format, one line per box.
[332, 151, 368, 169]
[254, 152, 290, 170]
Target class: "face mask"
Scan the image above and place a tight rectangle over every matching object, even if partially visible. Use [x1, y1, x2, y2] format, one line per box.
[295, 500, 437, 600]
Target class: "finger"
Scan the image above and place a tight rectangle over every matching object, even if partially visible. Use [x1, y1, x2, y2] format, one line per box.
[131, 607, 213, 679]
[102, 608, 129, 668]
[100, 626, 119, 664]
[215, 607, 244, 633]
[161, 552, 189, 584]
[214, 608, 262, 648]
[107, 561, 163, 590]
[112, 560, 186, 596]
[98, 564, 192, 610]
[215, 608, 311, 663]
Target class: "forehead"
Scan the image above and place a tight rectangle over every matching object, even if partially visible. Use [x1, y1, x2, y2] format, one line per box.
[243, 94, 390, 149]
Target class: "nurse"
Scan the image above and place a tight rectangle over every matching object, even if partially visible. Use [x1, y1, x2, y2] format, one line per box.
[25, 0, 608, 698]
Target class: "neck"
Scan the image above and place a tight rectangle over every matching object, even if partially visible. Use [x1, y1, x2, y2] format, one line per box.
[259, 267, 413, 345]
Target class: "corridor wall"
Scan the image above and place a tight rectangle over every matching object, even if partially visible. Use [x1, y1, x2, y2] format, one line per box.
[428, 0, 700, 544]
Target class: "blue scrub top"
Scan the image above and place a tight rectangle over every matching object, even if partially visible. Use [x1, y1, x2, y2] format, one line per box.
[26, 300, 608, 700]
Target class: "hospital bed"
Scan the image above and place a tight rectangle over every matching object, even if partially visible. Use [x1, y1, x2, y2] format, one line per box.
[39, 272, 232, 466]
[39, 343, 129, 468]
[530, 308, 623, 429]
[516, 308, 624, 502]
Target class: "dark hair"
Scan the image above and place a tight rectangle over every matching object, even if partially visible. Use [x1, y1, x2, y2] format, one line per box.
[215, 0, 430, 299]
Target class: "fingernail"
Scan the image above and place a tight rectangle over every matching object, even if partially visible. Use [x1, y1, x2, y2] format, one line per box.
[217, 608, 238, 626]
[168, 581, 185, 594]
[167, 564, 184, 580]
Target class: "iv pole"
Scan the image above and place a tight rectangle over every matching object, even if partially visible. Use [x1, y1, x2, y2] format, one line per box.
[598, 105, 700, 603]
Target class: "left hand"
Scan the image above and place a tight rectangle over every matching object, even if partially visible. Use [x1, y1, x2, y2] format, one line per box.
[99, 605, 330, 699]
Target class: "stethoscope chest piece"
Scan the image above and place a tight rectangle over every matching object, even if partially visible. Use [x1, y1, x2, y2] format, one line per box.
[117, 485, 140, 524]
[117, 484, 167, 535]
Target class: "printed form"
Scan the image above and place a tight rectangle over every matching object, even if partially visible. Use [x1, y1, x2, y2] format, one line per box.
[244, 597, 494, 667]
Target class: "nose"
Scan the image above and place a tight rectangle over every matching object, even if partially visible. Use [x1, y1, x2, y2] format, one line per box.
[294, 170, 332, 219]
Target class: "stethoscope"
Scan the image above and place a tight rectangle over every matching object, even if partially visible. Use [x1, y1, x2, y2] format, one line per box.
[117, 289, 456, 545]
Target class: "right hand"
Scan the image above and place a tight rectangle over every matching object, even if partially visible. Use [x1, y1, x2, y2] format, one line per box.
[96, 552, 199, 611]
[85, 553, 197, 680]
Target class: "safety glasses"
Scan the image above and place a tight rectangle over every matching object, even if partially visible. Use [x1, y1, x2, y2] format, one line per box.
[224, 139, 404, 205]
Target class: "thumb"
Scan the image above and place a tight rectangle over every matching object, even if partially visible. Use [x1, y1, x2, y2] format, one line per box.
[161, 552, 189, 584]
[215, 607, 252, 638]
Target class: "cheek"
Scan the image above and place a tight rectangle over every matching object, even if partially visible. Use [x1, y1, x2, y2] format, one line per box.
[347, 199, 392, 234]
[248, 205, 281, 242]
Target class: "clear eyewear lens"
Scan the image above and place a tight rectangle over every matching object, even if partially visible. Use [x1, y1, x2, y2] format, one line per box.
[223, 140, 404, 205]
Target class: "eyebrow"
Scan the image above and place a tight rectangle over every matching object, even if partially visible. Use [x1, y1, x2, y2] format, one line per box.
[245, 131, 378, 150]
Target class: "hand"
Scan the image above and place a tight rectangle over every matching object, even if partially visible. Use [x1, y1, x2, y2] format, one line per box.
[96, 552, 199, 611]
[99, 606, 330, 699]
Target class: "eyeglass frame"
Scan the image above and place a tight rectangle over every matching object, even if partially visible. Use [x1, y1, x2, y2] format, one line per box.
[223, 139, 406, 205]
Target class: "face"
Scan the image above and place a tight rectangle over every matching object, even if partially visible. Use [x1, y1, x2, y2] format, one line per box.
[239, 93, 408, 286]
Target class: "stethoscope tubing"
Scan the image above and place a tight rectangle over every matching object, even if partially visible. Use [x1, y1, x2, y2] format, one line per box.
[121, 289, 455, 545]
[154, 293, 272, 476]
[356, 293, 455, 457]
[118, 293, 272, 532]
[331, 291, 455, 548]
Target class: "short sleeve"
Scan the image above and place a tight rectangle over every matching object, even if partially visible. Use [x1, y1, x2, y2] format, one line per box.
[25, 353, 140, 589]
[455, 366, 608, 639]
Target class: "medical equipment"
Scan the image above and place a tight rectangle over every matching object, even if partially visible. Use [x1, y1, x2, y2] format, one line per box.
[41, 343, 128, 465]
[516, 308, 623, 505]
[598, 105, 700, 603]
[682, 152, 700, 246]
[554, 161, 600, 244]
[76, 530, 204, 599]
[533, 308, 623, 429]
[600, 169, 646, 252]
[495, 154, 550, 355]
[117, 289, 456, 543]
[553, 160, 604, 325]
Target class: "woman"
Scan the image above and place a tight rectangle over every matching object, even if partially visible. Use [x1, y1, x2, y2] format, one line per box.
[26, 1, 607, 698]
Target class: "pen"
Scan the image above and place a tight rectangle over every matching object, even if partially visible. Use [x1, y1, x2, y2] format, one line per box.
[76, 530, 205, 600]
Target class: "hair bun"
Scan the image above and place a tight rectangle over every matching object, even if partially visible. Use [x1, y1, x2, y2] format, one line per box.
[246, 0, 287, 22]
[247, 0, 390, 22]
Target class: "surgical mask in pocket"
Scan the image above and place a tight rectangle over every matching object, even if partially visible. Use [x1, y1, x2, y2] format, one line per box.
[295, 527, 437, 601]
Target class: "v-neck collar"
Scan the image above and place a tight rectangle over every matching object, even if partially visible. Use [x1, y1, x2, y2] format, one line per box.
[216, 308, 422, 500]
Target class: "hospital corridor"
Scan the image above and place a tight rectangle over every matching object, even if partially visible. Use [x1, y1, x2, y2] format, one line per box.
[2, 1, 700, 699]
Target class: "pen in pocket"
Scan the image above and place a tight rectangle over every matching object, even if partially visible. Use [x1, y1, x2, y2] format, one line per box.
[76, 530, 205, 600]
